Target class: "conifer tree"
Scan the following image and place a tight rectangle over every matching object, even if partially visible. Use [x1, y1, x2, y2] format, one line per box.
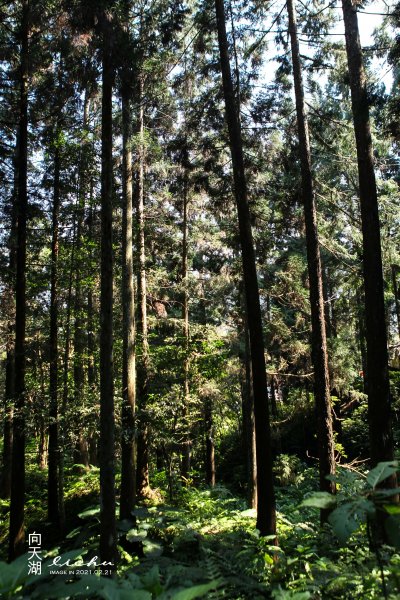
[342, 0, 396, 478]
[287, 0, 336, 508]
[214, 0, 276, 539]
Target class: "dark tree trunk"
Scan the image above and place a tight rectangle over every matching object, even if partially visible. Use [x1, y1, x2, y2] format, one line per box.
[215, 0, 276, 539]
[1, 348, 14, 499]
[37, 347, 48, 471]
[48, 145, 61, 526]
[204, 396, 215, 487]
[342, 0, 395, 474]
[287, 0, 336, 509]
[356, 287, 368, 393]
[240, 312, 257, 510]
[86, 189, 98, 468]
[99, 13, 117, 571]
[181, 168, 191, 480]
[135, 76, 150, 497]
[87, 193, 97, 390]
[9, 0, 29, 560]
[73, 91, 90, 466]
[1, 152, 18, 500]
[120, 89, 137, 520]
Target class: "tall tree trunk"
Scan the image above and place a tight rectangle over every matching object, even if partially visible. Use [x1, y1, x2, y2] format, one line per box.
[342, 0, 395, 474]
[287, 0, 336, 509]
[215, 0, 276, 539]
[136, 75, 150, 497]
[48, 145, 61, 526]
[87, 190, 97, 391]
[1, 345, 14, 499]
[9, 0, 29, 560]
[99, 12, 117, 570]
[37, 343, 48, 470]
[120, 88, 137, 520]
[59, 212, 78, 530]
[73, 91, 90, 467]
[180, 167, 191, 480]
[1, 146, 18, 500]
[240, 307, 257, 510]
[87, 184, 98, 466]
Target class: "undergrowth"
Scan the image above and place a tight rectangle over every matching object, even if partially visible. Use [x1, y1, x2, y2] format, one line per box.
[1, 460, 400, 598]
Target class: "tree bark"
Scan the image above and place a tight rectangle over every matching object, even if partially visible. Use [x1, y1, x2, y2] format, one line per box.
[287, 0, 336, 509]
[215, 0, 276, 539]
[135, 75, 150, 497]
[47, 144, 61, 526]
[9, 0, 29, 560]
[1, 347, 14, 499]
[342, 0, 395, 473]
[99, 12, 117, 571]
[120, 88, 137, 520]
[356, 287, 368, 393]
[1, 145, 18, 500]
[87, 190, 97, 391]
[204, 396, 215, 487]
[73, 91, 90, 467]
[240, 309, 257, 510]
[180, 165, 191, 480]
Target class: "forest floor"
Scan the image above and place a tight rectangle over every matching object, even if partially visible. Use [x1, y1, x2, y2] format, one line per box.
[1, 463, 400, 599]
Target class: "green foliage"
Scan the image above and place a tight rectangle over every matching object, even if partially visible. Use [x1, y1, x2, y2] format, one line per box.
[301, 462, 400, 547]
[273, 455, 306, 487]
[3, 464, 400, 599]
[0, 554, 221, 600]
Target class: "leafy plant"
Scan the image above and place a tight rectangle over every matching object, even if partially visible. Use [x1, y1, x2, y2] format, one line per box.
[301, 461, 400, 547]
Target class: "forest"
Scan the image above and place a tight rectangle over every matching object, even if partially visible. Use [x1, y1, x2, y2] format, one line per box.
[0, 0, 400, 597]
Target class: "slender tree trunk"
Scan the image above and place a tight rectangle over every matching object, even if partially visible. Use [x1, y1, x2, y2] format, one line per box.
[1, 150, 18, 500]
[9, 0, 29, 560]
[181, 168, 191, 480]
[1, 347, 14, 499]
[342, 0, 395, 474]
[48, 145, 61, 526]
[356, 287, 368, 392]
[204, 396, 215, 487]
[215, 0, 276, 539]
[287, 0, 336, 508]
[37, 415, 47, 469]
[240, 311, 257, 509]
[136, 75, 150, 497]
[87, 190, 98, 468]
[59, 214, 77, 530]
[87, 189, 97, 390]
[36, 344, 48, 471]
[99, 12, 117, 571]
[73, 91, 90, 467]
[120, 89, 137, 520]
